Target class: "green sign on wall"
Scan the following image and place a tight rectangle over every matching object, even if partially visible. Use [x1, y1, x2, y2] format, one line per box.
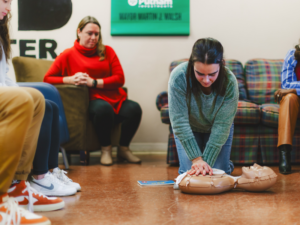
[111, 0, 190, 36]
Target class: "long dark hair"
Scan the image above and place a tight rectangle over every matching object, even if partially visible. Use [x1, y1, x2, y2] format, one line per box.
[186, 38, 227, 111]
[0, 12, 11, 62]
[295, 43, 300, 61]
[77, 16, 105, 61]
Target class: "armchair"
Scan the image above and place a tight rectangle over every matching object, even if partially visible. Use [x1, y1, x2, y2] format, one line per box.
[13, 56, 121, 165]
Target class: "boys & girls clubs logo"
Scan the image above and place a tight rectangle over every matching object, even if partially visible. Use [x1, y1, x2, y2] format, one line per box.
[128, 0, 173, 8]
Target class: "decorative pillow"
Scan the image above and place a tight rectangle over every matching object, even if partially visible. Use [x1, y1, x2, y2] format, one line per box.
[156, 91, 168, 111]
[245, 59, 284, 105]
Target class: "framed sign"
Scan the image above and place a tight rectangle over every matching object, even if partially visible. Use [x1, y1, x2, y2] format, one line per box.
[111, 0, 190, 36]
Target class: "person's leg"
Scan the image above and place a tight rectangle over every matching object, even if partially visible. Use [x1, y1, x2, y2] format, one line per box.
[116, 100, 142, 163]
[174, 134, 193, 175]
[5, 93, 68, 209]
[43, 101, 81, 191]
[277, 93, 300, 174]
[47, 100, 60, 170]
[13, 87, 45, 181]
[89, 99, 115, 165]
[29, 100, 76, 197]
[0, 88, 53, 222]
[117, 100, 142, 146]
[211, 124, 234, 175]
[32, 100, 54, 176]
[175, 130, 211, 175]
[0, 87, 35, 195]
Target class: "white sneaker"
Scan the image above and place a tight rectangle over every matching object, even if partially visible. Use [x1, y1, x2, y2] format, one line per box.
[30, 172, 77, 197]
[0, 193, 51, 225]
[52, 168, 81, 191]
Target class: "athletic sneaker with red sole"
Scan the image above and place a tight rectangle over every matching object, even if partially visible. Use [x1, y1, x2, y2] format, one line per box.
[0, 193, 51, 225]
[8, 181, 65, 212]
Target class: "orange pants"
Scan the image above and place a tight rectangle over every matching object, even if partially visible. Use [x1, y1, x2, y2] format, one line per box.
[0, 87, 45, 195]
[278, 93, 300, 147]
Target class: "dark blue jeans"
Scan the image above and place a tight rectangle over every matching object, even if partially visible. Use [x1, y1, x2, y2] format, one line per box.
[32, 100, 60, 175]
[174, 124, 234, 175]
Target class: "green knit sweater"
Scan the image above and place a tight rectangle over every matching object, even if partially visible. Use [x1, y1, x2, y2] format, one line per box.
[168, 62, 239, 166]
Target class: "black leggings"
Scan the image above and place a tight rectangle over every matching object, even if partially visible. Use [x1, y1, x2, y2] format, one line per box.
[89, 99, 142, 147]
[32, 100, 60, 175]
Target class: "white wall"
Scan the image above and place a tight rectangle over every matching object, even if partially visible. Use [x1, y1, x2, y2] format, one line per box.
[7, 0, 300, 149]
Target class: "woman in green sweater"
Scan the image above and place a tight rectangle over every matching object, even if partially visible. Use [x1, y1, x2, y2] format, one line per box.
[168, 38, 238, 177]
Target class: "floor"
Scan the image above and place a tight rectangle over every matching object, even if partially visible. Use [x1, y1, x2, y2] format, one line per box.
[40, 154, 300, 225]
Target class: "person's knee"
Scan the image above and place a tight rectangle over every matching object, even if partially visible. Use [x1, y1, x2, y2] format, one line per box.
[92, 101, 114, 118]
[46, 100, 59, 115]
[31, 88, 44, 101]
[43, 100, 55, 120]
[11, 89, 35, 114]
[129, 101, 142, 118]
[282, 93, 299, 104]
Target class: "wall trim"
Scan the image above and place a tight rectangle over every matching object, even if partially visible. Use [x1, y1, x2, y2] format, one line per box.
[129, 142, 168, 152]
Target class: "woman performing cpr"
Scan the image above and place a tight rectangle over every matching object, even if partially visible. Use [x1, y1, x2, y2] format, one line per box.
[168, 38, 239, 180]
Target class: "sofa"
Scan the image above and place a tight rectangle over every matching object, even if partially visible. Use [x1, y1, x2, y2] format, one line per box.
[156, 58, 300, 165]
[13, 56, 123, 165]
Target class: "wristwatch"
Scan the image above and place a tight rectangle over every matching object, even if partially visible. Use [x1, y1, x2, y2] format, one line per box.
[92, 79, 98, 88]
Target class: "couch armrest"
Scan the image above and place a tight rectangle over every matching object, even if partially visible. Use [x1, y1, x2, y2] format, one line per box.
[55, 84, 89, 151]
[156, 91, 168, 111]
[161, 105, 171, 124]
[17, 82, 70, 144]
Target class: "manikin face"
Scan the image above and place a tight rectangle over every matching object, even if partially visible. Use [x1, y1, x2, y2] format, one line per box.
[77, 23, 100, 49]
[242, 163, 275, 178]
[0, 0, 12, 20]
[194, 61, 220, 93]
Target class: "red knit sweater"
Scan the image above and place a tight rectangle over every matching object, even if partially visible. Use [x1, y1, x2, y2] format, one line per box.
[296, 61, 300, 81]
[44, 40, 127, 114]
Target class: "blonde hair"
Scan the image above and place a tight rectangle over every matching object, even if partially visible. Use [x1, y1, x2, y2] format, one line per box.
[77, 16, 105, 61]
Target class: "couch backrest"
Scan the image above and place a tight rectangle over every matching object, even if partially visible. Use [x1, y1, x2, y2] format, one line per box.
[12, 56, 53, 82]
[169, 59, 247, 100]
[245, 59, 284, 104]
[170, 59, 189, 73]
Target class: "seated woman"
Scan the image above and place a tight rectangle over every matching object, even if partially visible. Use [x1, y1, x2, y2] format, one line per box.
[44, 16, 142, 166]
[274, 42, 300, 174]
[168, 38, 239, 187]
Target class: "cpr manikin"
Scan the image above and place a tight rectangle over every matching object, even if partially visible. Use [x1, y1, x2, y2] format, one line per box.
[176, 164, 277, 194]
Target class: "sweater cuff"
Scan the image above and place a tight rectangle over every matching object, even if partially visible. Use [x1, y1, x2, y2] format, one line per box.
[181, 138, 203, 161]
[202, 144, 221, 167]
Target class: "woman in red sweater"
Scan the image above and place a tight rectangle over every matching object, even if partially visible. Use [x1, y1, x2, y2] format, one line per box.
[44, 16, 142, 166]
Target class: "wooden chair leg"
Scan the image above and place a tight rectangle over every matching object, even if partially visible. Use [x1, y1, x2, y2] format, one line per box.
[80, 151, 90, 165]
[60, 147, 69, 170]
